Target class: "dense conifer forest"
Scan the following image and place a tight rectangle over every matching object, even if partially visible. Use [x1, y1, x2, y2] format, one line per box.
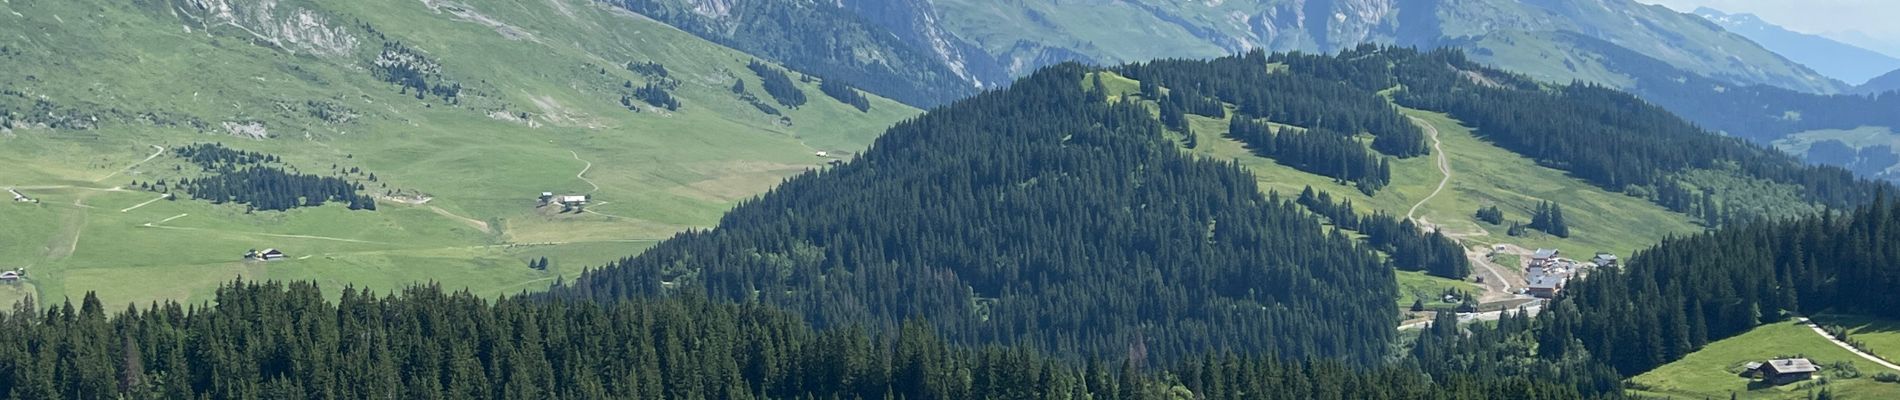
[1538, 194, 1900, 375]
[1295, 187, 1468, 279]
[1227, 116, 1392, 193]
[557, 64, 1400, 364]
[0, 281, 1614, 399]
[1117, 52, 1430, 159]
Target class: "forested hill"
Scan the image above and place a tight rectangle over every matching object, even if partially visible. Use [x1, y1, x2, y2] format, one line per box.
[1540, 195, 1900, 376]
[558, 63, 1401, 364]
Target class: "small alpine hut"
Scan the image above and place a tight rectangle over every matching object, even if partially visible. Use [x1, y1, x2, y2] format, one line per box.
[245, 248, 288, 261]
[1754, 358, 1818, 385]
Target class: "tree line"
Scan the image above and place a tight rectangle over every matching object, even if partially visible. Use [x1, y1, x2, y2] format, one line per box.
[748, 60, 808, 109]
[819, 77, 871, 112]
[0, 280, 1615, 399]
[1282, 45, 1890, 226]
[1296, 187, 1469, 279]
[1537, 194, 1900, 376]
[1227, 116, 1391, 193]
[1117, 51, 1430, 159]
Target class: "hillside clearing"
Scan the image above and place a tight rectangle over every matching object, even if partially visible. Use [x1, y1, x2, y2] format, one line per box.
[1632, 321, 1900, 399]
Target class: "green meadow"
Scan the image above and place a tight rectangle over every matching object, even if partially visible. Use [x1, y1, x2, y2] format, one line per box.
[1086, 70, 1703, 312]
[1180, 106, 1701, 268]
[1633, 320, 1900, 399]
[0, 0, 917, 307]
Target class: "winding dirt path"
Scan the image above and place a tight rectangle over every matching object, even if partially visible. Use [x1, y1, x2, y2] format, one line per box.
[1405, 116, 1516, 299]
[1407, 117, 1450, 221]
[1394, 116, 1541, 330]
[1799, 317, 1900, 372]
[569, 150, 599, 194]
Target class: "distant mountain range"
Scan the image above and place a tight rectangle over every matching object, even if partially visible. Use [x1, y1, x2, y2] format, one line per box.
[912, 0, 1846, 93]
[606, 0, 1849, 108]
[1692, 7, 1900, 86]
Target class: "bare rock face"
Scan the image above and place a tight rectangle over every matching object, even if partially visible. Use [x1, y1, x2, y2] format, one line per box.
[184, 0, 360, 58]
[222, 121, 269, 139]
[836, 0, 1004, 88]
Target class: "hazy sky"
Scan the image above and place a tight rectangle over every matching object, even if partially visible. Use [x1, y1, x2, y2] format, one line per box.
[1637, 0, 1900, 41]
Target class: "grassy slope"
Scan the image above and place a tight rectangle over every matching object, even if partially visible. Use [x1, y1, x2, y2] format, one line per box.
[1633, 321, 1900, 399]
[1094, 68, 1698, 311]
[1810, 314, 1900, 364]
[0, 0, 916, 307]
[1181, 107, 1700, 260]
[1774, 126, 1900, 176]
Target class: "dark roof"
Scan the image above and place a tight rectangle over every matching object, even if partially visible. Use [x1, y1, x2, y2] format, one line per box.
[1534, 249, 1560, 259]
[1760, 358, 1818, 374]
[1528, 274, 1563, 290]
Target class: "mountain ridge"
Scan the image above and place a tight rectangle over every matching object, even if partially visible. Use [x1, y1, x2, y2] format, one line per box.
[1691, 7, 1900, 86]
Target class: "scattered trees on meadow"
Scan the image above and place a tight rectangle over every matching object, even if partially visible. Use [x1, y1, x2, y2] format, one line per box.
[748, 60, 807, 108]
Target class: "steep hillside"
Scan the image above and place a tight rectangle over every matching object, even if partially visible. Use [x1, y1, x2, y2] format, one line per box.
[1694, 7, 1900, 86]
[913, 0, 1843, 94]
[596, 0, 985, 106]
[0, 0, 917, 307]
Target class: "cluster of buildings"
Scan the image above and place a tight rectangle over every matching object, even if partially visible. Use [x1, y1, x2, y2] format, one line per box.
[538, 192, 590, 212]
[1523, 249, 1620, 299]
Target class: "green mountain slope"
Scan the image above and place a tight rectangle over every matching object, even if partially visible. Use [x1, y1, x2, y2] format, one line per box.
[0, 0, 917, 307]
[557, 47, 1885, 365]
[559, 63, 1402, 364]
